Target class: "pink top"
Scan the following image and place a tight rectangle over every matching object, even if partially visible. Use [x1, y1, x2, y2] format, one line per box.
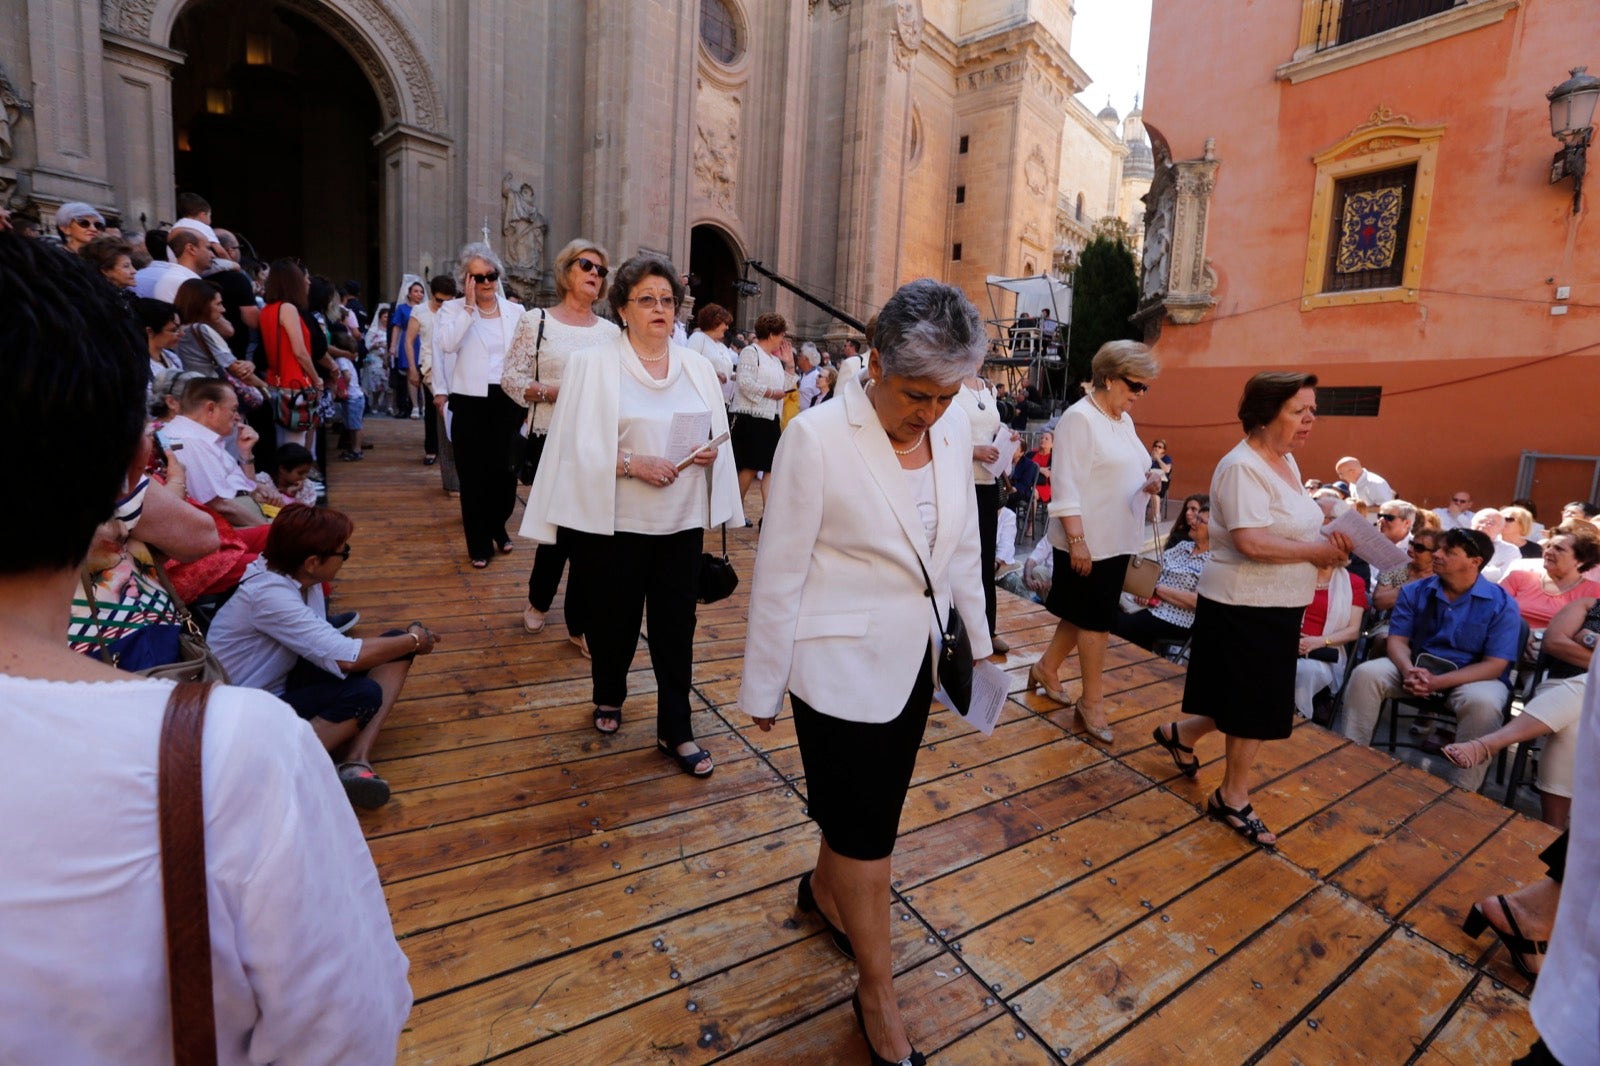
[1500, 568, 1600, 628]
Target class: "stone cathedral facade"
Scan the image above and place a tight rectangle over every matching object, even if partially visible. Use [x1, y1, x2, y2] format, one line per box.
[0, 0, 1144, 335]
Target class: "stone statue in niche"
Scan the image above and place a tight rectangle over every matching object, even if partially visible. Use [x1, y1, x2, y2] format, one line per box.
[501, 173, 547, 286]
[1141, 178, 1174, 303]
[0, 62, 31, 164]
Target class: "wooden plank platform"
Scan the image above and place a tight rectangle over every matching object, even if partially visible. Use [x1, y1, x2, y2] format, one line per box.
[328, 418, 1558, 1064]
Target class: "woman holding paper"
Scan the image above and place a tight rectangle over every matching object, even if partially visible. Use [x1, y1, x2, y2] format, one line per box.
[1033, 341, 1164, 743]
[740, 280, 991, 1066]
[520, 256, 740, 773]
[1152, 372, 1351, 848]
[955, 371, 1013, 653]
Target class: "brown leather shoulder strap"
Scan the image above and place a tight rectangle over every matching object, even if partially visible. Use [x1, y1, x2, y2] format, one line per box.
[159, 680, 218, 1066]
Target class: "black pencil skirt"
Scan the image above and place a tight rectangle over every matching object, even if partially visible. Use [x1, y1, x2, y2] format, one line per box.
[1181, 596, 1303, 741]
[1046, 551, 1130, 633]
[790, 649, 934, 861]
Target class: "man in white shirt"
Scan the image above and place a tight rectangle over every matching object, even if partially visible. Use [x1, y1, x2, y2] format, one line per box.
[1472, 508, 1524, 583]
[1335, 456, 1395, 508]
[133, 228, 174, 298]
[1434, 490, 1477, 530]
[152, 228, 213, 303]
[837, 337, 864, 382]
[168, 191, 234, 266]
[161, 379, 268, 527]
[796, 344, 820, 409]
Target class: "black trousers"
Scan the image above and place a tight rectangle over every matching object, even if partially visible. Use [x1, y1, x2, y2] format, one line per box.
[976, 482, 999, 638]
[422, 384, 438, 456]
[569, 527, 703, 745]
[447, 386, 522, 560]
[1111, 608, 1191, 652]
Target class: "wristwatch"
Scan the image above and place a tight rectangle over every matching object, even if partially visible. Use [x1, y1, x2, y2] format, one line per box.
[1581, 630, 1597, 649]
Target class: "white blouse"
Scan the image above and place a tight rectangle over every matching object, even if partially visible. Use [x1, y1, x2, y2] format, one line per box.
[731, 343, 795, 419]
[953, 381, 1002, 485]
[1047, 396, 1153, 560]
[615, 349, 712, 535]
[1199, 439, 1326, 608]
[501, 310, 621, 435]
[902, 460, 938, 551]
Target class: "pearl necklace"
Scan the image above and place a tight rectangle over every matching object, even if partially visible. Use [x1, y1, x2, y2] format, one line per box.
[1088, 389, 1122, 422]
[633, 346, 669, 363]
[892, 431, 927, 456]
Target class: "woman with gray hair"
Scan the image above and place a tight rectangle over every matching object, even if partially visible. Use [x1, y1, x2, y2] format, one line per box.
[502, 238, 620, 644]
[432, 242, 526, 567]
[741, 279, 991, 1066]
[1033, 340, 1165, 743]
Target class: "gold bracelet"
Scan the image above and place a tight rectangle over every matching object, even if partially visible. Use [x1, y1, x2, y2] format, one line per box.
[407, 629, 421, 649]
[1066, 534, 1087, 546]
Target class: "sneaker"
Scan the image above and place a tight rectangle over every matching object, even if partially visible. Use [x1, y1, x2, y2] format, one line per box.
[337, 761, 390, 809]
[409, 410, 421, 419]
[328, 611, 360, 634]
[996, 562, 1021, 579]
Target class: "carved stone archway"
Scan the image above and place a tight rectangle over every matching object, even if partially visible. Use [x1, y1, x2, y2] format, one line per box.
[99, 0, 451, 296]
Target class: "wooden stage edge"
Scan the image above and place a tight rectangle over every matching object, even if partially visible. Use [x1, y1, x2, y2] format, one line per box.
[328, 419, 1556, 1065]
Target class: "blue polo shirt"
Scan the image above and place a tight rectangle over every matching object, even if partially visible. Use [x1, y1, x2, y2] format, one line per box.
[1391, 574, 1521, 680]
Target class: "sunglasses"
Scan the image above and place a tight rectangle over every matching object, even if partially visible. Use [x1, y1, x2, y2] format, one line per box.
[1377, 514, 1403, 523]
[630, 294, 677, 310]
[1120, 377, 1150, 394]
[74, 218, 107, 230]
[575, 256, 609, 279]
[1408, 544, 1435, 554]
[331, 544, 352, 561]
[469, 271, 500, 284]
[1452, 498, 1471, 504]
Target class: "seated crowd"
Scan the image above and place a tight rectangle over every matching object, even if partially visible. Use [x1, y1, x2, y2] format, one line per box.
[48, 192, 436, 809]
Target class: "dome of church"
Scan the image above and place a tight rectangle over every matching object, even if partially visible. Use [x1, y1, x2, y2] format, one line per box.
[1097, 102, 1120, 127]
[1123, 137, 1154, 181]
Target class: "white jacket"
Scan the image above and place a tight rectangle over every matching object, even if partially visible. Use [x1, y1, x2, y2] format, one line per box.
[518, 333, 743, 543]
[739, 371, 992, 723]
[432, 296, 525, 397]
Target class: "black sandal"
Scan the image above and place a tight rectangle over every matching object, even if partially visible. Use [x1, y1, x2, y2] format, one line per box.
[656, 738, 713, 777]
[1206, 789, 1276, 849]
[1153, 723, 1200, 779]
[1463, 895, 1546, 982]
[593, 706, 621, 734]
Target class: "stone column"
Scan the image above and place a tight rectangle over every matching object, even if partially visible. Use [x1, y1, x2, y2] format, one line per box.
[375, 124, 453, 297]
[27, 0, 115, 214]
[99, 31, 184, 231]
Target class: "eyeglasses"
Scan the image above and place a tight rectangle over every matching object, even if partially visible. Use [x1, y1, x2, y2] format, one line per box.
[1377, 514, 1403, 523]
[469, 271, 500, 284]
[1452, 497, 1471, 505]
[575, 257, 609, 279]
[1119, 377, 1150, 394]
[73, 218, 107, 230]
[1408, 544, 1436, 554]
[630, 294, 677, 310]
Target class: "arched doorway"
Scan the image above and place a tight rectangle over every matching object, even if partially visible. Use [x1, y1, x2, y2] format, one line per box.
[689, 224, 742, 327]
[170, 0, 381, 294]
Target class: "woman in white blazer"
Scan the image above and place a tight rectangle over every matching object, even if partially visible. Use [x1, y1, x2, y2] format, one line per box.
[431, 242, 526, 567]
[521, 256, 741, 774]
[740, 280, 990, 1066]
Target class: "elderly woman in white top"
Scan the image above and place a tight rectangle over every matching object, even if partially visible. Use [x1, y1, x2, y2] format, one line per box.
[521, 256, 740, 772]
[687, 302, 737, 405]
[433, 243, 526, 568]
[1153, 372, 1352, 849]
[502, 239, 621, 644]
[741, 279, 990, 1066]
[1032, 341, 1165, 743]
[729, 311, 798, 515]
[953, 371, 1013, 653]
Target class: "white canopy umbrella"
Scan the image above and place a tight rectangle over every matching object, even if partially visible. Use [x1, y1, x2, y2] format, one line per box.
[985, 274, 1071, 323]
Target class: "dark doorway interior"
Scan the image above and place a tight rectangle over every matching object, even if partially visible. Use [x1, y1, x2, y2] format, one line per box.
[170, 1, 380, 297]
[689, 224, 741, 328]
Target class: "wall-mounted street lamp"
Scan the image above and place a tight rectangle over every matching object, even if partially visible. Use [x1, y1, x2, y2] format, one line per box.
[1548, 66, 1599, 212]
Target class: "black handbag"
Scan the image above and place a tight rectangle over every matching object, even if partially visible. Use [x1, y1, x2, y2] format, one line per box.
[917, 558, 973, 715]
[697, 460, 739, 604]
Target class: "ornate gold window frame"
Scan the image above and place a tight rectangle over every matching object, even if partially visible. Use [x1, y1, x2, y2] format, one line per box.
[1301, 108, 1444, 311]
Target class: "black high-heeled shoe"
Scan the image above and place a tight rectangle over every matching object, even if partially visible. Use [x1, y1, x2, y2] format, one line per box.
[796, 871, 854, 960]
[851, 992, 926, 1066]
[1463, 896, 1546, 982]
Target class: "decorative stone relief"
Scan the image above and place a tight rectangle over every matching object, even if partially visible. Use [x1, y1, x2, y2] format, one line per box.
[694, 117, 739, 210]
[1024, 145, 1048, 198]
[892, 0, 924, 71]
[1345, 104, 1417, 154]
[0, 62, 32, 163]
[1135, 138, 1221, 332]
[501, 173, 548, 291]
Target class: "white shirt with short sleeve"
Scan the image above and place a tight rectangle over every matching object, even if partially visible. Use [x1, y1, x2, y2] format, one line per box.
[954, 381, 1003, 486]
[207, 557, 364, 694]
[1350, 468, 1395, 507]
[134, 260, 173, 299]
[152, 262, 201, 304]
[1199, 439, 1326, 608]
[160, 414, 256, 505]
[0, 675, 411, 1065]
